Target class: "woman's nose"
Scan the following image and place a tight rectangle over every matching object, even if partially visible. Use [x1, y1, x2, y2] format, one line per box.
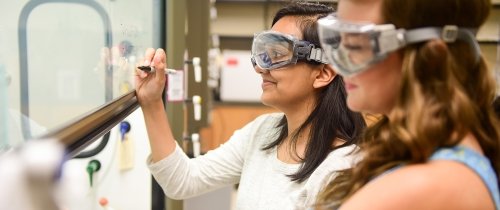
[251, 58, 268, 74]
[254, 65, 268, 74]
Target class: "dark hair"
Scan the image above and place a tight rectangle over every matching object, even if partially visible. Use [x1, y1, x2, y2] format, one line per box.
[272, 1, 332, 66]
[494, 96, 500, 119]
[262, 1, 366, 183]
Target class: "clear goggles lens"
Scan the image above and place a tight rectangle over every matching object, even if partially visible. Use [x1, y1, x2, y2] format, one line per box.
[251, 31, 297, 70]
[251, 31, 328, 71]
[318, 15, 397, 77]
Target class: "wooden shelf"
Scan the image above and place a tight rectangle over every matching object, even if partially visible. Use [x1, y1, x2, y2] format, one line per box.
[200, 105, 276, 152]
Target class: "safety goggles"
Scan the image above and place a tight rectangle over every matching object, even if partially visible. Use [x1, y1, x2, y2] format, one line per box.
[251, 31, 329, 71]
[317, 14, 481, 77]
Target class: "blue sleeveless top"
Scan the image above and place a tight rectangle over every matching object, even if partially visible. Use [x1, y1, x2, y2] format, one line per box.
[308, 146, 500, 210]
[430, 146, 500, 209]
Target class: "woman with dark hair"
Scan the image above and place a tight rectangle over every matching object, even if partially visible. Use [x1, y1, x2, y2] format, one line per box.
[135, 2, 365, 209]
[315, 0, 500, 209]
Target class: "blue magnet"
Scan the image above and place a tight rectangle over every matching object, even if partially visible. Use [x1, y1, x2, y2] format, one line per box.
[119, 121, 131, 141]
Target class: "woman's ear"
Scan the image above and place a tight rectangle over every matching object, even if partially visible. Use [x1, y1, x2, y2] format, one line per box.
[313, 64, 337, 88]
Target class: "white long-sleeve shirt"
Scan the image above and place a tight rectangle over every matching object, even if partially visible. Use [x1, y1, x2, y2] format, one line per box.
[148, 113, 358, 210]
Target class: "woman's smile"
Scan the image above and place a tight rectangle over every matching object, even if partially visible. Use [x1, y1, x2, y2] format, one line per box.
[262, 78, 277, 89]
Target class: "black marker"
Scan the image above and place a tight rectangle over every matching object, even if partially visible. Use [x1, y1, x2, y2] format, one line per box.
[137, 65, 177, 74]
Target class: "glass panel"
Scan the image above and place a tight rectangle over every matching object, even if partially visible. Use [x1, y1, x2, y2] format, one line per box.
[0, 0, 162, 149]
[27, 4, 106, 138]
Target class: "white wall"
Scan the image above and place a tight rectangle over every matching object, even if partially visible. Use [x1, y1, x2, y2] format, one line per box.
[60, 109, 152, 210]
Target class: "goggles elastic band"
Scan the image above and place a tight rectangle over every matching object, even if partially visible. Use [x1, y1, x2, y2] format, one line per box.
[403, 26, 480, 63]
[308, 47, 328, 63]
[294, 43, 329, 63]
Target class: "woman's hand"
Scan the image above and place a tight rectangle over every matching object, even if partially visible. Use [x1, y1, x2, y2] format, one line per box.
[135, 48, 167, 107]
[135, 48, 176, 161]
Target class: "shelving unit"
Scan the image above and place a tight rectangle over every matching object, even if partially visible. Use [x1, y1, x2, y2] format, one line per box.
[212, 0, 337, 50]
[478, 3, 500, 42]
[477, 4, 499, 72]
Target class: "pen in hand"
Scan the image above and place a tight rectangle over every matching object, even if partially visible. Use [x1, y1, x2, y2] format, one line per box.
[137, 66, 177, 74]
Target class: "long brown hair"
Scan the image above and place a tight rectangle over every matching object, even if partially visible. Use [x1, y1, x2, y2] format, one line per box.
[317, 0, 500, 206]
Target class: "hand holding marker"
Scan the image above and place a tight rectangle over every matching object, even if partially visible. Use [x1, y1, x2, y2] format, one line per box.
[138, 57, 200, 79]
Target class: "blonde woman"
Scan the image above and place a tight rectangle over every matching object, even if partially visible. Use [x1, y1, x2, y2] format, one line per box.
[316, 0, 500, 209]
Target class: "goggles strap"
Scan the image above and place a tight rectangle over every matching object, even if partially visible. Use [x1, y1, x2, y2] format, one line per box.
[404, 26, 481, 63]
[296, 44, 329, 64]
[308, 47, 329, 64]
